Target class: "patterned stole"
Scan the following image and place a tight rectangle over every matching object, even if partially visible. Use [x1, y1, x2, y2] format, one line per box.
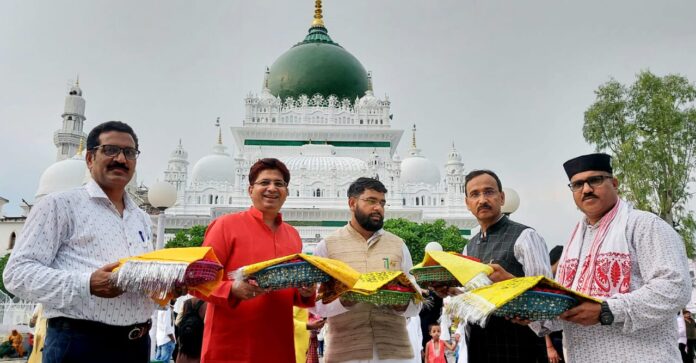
[556, 199, 632, 298]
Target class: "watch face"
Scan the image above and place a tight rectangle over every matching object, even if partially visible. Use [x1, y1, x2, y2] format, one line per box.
[600, 310, 614, 325]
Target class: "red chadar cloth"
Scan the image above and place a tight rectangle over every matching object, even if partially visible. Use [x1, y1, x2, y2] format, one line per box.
[193, 207, 315, 363]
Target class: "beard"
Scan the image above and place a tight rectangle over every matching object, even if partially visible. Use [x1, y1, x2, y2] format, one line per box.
[355, 208, 384, 231]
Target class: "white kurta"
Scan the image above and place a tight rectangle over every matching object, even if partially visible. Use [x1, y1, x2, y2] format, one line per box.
[560, 208, 691, 363]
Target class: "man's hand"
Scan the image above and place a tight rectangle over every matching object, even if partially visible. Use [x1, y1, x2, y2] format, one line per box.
[298, 284, 317, 298]
[90, 262, 123, 298]
[487, 264, 515, 282]
[306, 318, 326, 330]
[339, 296, 358, 308]
[430, 286, 462, 299]
[559, 301, 601, 326]
[230, 279, 266, 301]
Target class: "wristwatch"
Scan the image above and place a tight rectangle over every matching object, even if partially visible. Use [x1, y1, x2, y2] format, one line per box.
[599, 301, 614, 325]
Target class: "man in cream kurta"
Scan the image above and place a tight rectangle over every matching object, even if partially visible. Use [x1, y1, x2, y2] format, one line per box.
[555, 153, 691, 363]
[312, 177, 420, 363]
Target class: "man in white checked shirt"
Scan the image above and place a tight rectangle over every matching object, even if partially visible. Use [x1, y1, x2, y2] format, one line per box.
[3, 121, 158, 363]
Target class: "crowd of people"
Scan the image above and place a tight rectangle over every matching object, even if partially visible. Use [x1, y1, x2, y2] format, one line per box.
[2, 121, 693, 363]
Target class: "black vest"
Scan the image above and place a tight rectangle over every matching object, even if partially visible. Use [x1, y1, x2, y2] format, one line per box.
[466, 215, 529, 278]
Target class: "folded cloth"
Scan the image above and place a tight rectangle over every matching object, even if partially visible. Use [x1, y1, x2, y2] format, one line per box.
[336, 270, 424, 305]
[229, 253, 361, 299]
[412, 250, 494, 292]
[114, 246, 223, 305]
[446, 275, 601, 327]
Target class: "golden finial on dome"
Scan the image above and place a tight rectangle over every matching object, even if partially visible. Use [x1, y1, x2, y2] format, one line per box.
[311, 0, 325, 27]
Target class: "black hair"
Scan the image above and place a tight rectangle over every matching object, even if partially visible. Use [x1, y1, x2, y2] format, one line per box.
[464, 169, 502, 195]
[347, 177, 387, 198]
[549, 245, 564, 265]
[86, 121, 139, 151]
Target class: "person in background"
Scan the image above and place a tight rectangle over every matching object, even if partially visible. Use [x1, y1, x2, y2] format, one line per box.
[684, 310, 696, 361]
[545, 245, 564, 363]
[155, 303, 176, 363]
[424, 325, 456, 363]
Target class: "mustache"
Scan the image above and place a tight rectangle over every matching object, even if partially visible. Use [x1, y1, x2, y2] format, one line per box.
[477, 203, 492, 212]
[582, 193, 598, 201]
[107, 162, 129, 171]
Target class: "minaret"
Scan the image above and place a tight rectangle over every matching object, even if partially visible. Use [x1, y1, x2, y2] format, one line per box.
[164, 139, 189, 194]
[445, 142, 465, 203]
[54, 77, 87, 161]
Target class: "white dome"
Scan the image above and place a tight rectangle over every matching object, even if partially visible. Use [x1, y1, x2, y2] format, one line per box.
[283, 155, 368, 173]
[36, 155, 89, 198]
[400, 154, 441, 185]
[190, 144, 235, 185]
[283, 144, 368, 173]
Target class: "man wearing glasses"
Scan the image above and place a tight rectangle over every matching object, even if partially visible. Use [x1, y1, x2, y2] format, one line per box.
[193, 158, 315, 363]
[554, 153, 690, 362]
[4, 121, 158, 362]
[456, 170, 552, 363]
[312, 177, 420, 363]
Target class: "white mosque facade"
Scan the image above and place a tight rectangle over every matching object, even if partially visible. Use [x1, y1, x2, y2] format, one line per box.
[159, 11, 478, 249]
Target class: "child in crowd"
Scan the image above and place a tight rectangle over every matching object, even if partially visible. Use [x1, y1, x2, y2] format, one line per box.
[425, 324, 456, 363]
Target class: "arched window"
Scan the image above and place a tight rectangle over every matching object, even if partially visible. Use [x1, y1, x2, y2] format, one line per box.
[421, 196, 425, 205]
[415, 198, 419, 206]
[316, 188, 321, 197]
[8, 232, 16, 250]
[229, 197, 233, 204]
[208, 195, 213, 204]
[214, 196, 219, 204]
[402, 198, 406, 206]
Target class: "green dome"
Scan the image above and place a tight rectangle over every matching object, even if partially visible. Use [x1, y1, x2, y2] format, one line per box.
[267, 27, 368, 102]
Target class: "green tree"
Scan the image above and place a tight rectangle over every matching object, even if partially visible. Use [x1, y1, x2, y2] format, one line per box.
[0, 253, 13, 298]
[165, 225, 208, 248]
[583, 70, 696, 256]
[383, 218, 468, 264]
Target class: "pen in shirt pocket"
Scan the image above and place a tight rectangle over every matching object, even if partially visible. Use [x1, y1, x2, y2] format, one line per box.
[139, 231, 146, 243]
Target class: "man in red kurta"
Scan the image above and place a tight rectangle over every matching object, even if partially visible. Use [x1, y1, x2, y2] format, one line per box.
[194, 158, 315, 363]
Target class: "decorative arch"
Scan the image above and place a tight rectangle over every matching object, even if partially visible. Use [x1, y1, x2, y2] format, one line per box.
[8, 232, 16, 250]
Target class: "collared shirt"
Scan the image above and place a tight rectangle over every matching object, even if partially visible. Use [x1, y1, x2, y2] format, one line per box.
[3, 180, 156, 325]
[560, 209, 691, 362]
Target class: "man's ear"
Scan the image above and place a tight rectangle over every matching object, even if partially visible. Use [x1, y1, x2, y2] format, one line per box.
[348, 196, 356, 210]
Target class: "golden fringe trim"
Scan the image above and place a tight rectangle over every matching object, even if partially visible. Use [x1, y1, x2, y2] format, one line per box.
[114, 260, 189, 299]
[445, 291, 496, 328]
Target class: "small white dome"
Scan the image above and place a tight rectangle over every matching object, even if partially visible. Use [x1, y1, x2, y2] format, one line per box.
[357, 90, 380, 109]
[36, 155, 89, 198]
[190, 144, 235, 185]
[400, 152, 441, 185]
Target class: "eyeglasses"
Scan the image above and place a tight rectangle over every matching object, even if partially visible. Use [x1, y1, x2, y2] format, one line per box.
[359, 198, 387, 207]
[91, 145, 140, 160]
[467, 189, 498, 199]
[568, 175, 612, 192]
[253, 179, 288, 188]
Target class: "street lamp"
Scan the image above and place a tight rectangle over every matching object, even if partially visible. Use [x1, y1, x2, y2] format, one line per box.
[501, 187, 520, 215]
[148, 181, 177, 250]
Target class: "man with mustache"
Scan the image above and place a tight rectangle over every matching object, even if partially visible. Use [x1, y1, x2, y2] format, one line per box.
[4, 121, 158, 362]
[553, 153, 690, 362]
[460, 169, 552, 363]
[192, 158, 316, 363]
[312, 177, 420, 363]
